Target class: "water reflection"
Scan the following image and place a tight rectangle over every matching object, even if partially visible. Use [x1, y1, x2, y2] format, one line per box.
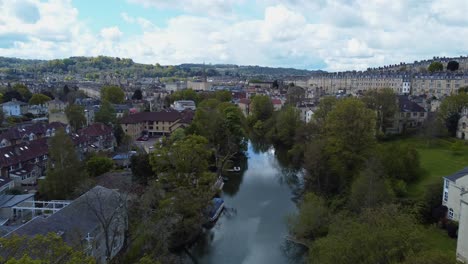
[190, 142, 306, 264]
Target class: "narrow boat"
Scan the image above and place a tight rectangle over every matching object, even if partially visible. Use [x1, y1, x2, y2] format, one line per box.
[208, 198, 225, 222]
[226, 166, 241, 172]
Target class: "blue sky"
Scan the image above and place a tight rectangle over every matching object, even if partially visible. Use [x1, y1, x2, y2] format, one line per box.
[0, 0, 467, 71]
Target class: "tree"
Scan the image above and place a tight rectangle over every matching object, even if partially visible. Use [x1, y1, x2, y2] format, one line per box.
[0, 233, 95, 264]
[438, 93, 468, 136]
[250, 95, 274, 122]
[3, 90, 23, 102]
[286, 86, 305, 106]
[28, 94, 52, 105]
[65, 104, 87, 131]
[214, 90, 232, 102]
[349, 159, 394, 211]
[401, 250, 457, 264]
[361, 88, 397, 134]
[101, 85, 125, 104]
[377, 143, 424, 183]
[132, 89, 143, 100]
[84, 187, 127, 263]
[131, 153, 154, 185]
[268, 106, 301, 147]
[191, 100, 247, 176]
[86, 156, 114, 177]
[446, 60, 459, 71]
[309, 206, 426, 264]
[169, 89, 200, 104]
[314, 96, 338, 126]
[289, 193, 330, 241]
[149, 135, 216, 247]
[13, 83, 32, 102]
[428, 61, 443, 73]
[95, 100, 116, 125]
[323, 98, 376, 187]
[40, 128, 86, 199]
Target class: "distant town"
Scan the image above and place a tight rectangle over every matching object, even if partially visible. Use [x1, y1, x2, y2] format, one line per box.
[1, 54, 468, 263]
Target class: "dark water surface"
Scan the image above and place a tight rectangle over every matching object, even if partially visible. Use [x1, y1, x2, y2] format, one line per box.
[191, 143, 305, 264]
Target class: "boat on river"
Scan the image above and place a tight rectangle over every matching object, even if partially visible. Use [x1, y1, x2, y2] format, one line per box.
[226, 166, 241, 172]
[208, 198, 225, 222]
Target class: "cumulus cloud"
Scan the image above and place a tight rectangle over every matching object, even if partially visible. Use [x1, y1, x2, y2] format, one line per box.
[0, 0, 467, 71]
[100, 26, 123, 41]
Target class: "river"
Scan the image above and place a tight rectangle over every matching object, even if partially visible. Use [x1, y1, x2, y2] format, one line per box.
[190, 143, 306, 264]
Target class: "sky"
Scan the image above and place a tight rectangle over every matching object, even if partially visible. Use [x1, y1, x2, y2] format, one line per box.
[0, 0, 467, 71]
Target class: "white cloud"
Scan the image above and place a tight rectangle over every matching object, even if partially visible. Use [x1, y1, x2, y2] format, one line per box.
[100, 26, 123, 41]
[0, 0, 467, 71]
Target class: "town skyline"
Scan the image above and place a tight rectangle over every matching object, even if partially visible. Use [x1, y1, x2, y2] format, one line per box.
[0, 0, 467, 71]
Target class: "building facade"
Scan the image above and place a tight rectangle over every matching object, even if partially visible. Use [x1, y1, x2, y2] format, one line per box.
[442, 167, 468, 221]
[457, 195, 468, 263]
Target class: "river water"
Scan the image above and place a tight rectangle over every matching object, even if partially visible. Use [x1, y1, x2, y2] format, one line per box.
[190, 143, 306, 264]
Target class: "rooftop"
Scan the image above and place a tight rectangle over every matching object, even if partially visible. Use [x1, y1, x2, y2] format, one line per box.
[445, 167, 468, 182]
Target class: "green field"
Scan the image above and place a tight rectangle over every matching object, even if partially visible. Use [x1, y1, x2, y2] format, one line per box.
[397, 137, 468, 254]
[398, 137, 468, 197]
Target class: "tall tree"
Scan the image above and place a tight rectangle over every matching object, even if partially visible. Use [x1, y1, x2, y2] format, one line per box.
[40, 128, 86, 199]
[250, 95, 274, 122]
[446, 60, 459, 71]
[65, 104, 87, 131]
[289, 193, 330, 241]
[438, 93, 468, 136]
[13, 83, 32, 102]
[268, 106, 301, 147]
[95, 100, 116, 125]
[323, 98, 376, 189]
[361, 88, 398, 134]
[101, 85, 125, 104]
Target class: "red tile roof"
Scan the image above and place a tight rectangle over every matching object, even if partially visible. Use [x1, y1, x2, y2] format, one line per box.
[78, 123, 112, 138]
[271, 99, 282, 105]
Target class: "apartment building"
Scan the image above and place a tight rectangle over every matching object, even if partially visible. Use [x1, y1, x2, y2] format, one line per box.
[119, 109, 194, 139]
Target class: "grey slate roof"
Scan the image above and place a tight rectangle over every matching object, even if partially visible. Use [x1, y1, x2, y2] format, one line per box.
[0, 194, 34, 208]
[6, 186, 122, 244]
[445, 167, 468, 182]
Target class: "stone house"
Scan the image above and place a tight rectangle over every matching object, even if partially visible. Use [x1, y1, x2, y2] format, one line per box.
[442, 167, 468, 221]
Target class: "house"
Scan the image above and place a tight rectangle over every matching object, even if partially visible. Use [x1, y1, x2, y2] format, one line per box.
[171, 100, 196, 112]
[457, 108, 468, 140]
[46, 98, 67, 113]
[2, 99, 28, 117]
[297, 103, 316, 123]
[238, 98, 251, 116]
[457, 194, 468, 263]
[442, 167, 468, 221]
[0, 122, 67, 148]
[27, 105, 48, 116]
[120, 109, 194, 139]
[6, 186, 128, 264]
[77, 123, 115, 152]
[387, 95, 428, 134]
[272, 98, 283, 111]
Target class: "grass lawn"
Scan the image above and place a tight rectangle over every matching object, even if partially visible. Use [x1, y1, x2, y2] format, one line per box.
[399, 137, 468, 197]
[423, 225, 457, 254]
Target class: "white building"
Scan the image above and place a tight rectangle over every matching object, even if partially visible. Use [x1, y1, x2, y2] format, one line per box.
[442, 167, 468, 221]
[171, 100, 196, 112]
[457, 194, 468, 263]
[2, 99, 28, 117]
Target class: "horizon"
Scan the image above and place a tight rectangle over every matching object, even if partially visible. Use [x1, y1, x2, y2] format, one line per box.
[0, 0, 467, 71]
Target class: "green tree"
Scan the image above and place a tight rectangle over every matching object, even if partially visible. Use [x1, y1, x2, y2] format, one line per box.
[268, 106, 301, 147]
[361, 88, 397, 134]
[428, 61, 443, 73]
[289, 193, 330, 241]
[438, 93, 468, 136]
[250, 95, 274, 122]
[28, 93, 52, 105]
[65, 104, 87, 131]
[149, 135, 216, 247]
[323, 98, 376, 187]
[0, 92, 4, 103]
[86, 156, 114, 177]
[95, 100, 116, 125]
[401, 250, 458, 264]
[349, 159, 394, 211]
[310, 206, 426, 264]
[214, 90, 232, 102]
[377, 143, 424, 183]
[13, 83, 32, 102]
[131, 153, 154, 185]
[40, 128, 86, 199]
[191, 100, 247, 175]
[169, 89, 200, 104]
[314, 96, 338, 126]
[101, 85, 125, 104]
[0, 233, 95, 264]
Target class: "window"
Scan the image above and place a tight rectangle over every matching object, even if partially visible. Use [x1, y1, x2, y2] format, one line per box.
[445, 179, 450, 189]
[448, 208, 454, 219]
[444, 191, 448, 202]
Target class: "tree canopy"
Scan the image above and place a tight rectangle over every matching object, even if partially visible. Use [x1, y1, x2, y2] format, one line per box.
[65, 104, 87, 131]
[428, 61, 443, 73]
[101, 85, 125, 104]
[28, 93, 52, 105]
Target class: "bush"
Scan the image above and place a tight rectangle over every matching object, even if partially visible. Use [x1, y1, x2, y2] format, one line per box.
[86, 156, 114, 177]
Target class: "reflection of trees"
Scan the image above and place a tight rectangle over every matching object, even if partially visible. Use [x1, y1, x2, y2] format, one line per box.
[250, 134, 272, 153]
[222, 154, 248, 197]
[274, 147, 305, 203]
